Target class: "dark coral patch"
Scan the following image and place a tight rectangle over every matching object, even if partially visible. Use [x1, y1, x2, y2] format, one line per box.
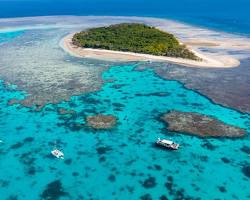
[10, 142, 24, 149]
[99, 156, 106, 163]
[57, 121, 83, 132]
[16, 126, 24, 131]
[242, 165, 250, 178]
[240, 146, 250, 154]
[191, 103, 203, 107]
[136, 128, 144, 133]
[7, 195, 18, 200]
[68, 102, 77, 108]
[201, 142, 217, 151]
[165, 181, 173, 193]
[80, 97, 102, 104]
[111, 84, 127, 89]
[67, 123, 83, 132]
[200, 156, 208, 162]
[20, 152, 36, 165]
[164, 176, 195, 199]
[174, 189, 186, 200]
[72, 172, 79, 176]
[136, 92, 170, 97]
[114, 107, 123, 111]
[108, 174, 116, 182]
[177, 94, 186, 97]
[124, 186, 133, 194]
[82, 108, 97, 114]
[23, 137, 34, 143]
[96, 146, 112, 155]
[159, 195, 168, 200]
[218, 186, 227, 193]
[125, 159, 136, 166]
[27, 166, 36, 175]
[64, 159, 72, 165]
[0, 179, 9, 187]
[153, 164, 162, 171]
[77, 151, 86, 155]
[41, 180, 68, 200]
[221, 157, 231, 164]
[167, 176, 173, 182]
[142, 177, 157, 188]
[140, 194, 152, 200]
[112, 103, 125, 108]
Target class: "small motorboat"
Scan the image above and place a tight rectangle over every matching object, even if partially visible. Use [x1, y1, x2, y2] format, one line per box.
[51, 149, 64, 159]
[156, 138, 180, 150]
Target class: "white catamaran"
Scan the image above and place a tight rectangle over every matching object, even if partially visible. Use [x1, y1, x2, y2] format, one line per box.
[51, 149, 64, 159]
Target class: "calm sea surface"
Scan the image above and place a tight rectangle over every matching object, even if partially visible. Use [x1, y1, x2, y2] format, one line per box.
[0, 26, 250, 200]
[0, 0, 250, 36]
[0, 1, 250, 200]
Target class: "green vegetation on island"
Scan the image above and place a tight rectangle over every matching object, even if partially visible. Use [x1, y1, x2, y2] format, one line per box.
[72, 23, 200, 60]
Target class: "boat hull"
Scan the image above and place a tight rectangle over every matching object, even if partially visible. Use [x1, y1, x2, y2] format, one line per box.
[156, 141, 179, 150]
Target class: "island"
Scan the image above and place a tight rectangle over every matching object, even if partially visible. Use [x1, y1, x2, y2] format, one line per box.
[86, 115, 117, 129]
[72, 23, 199, 60]
[161, 111, 246, 137]
[62, 23, 240, 68]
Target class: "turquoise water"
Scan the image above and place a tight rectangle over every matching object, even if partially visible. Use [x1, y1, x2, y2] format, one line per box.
[0, 60, 250, 199]
[0, 26, 250, 200]
[0, 31, 25, 43]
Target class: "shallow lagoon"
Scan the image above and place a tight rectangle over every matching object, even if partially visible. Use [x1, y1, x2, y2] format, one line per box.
[0, 18, 250, 200]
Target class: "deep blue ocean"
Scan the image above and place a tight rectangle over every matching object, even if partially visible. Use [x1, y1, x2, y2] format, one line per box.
[0, 0, 250, 36]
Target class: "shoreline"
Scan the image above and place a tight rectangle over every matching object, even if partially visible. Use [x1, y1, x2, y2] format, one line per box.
[61, 33, 240, 68]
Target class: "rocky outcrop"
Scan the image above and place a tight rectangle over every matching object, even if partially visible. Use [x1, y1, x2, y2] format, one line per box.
[161, 111, 246, 137]
[86, 115, 117, 129]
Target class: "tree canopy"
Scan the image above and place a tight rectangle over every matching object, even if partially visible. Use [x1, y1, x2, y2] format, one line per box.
[73, 23, 200, 60]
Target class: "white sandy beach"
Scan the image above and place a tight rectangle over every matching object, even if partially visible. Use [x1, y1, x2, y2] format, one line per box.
[61, 33, 240, 68]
